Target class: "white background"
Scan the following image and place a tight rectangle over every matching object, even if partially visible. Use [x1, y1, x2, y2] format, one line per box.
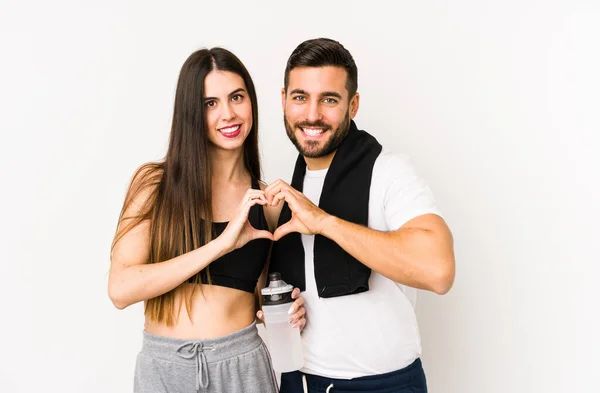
[1, 0, 598, 392]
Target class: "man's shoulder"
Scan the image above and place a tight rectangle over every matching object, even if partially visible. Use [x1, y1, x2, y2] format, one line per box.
[370, 148, 432, 201]
[372, 148, 416, 178]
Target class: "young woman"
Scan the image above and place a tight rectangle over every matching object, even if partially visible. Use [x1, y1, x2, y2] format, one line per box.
[109, 47, 305, 393]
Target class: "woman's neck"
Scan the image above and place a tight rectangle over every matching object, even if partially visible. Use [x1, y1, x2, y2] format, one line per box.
[209, 147, 249, 187]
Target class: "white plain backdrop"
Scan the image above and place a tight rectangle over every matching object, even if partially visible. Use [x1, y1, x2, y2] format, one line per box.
[1, 0, 599, 392]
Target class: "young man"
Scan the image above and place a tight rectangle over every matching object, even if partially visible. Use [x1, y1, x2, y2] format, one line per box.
[263, 38, 455, 392]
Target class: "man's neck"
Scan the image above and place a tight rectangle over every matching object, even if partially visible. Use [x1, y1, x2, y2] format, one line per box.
[304, 150, 336, 170]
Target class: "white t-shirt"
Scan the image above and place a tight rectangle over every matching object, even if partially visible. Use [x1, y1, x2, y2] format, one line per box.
[299, 149, 442, 379]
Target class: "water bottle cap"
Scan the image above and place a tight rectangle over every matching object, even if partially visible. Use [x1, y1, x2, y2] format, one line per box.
[261, 272, 294, 305]
[260, 272, 293, 296]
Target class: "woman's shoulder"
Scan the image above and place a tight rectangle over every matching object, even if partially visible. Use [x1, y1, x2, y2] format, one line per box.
[131, 162, 163, 183]
[124, 162, 164, 211]
[129, 162, 163, 189]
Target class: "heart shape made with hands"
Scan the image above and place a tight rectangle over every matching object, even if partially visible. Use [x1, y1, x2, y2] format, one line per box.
[263, 179, 327, 241]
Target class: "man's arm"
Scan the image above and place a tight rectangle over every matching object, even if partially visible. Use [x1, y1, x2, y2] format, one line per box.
[265, 179, 455, 295]
[320, 212, 454, 294]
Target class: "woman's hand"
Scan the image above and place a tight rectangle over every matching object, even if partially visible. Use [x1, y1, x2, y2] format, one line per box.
[219, 189, 274, 252]
[256, 288, 307, 331]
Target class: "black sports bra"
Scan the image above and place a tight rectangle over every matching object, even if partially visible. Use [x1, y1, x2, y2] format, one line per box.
[189, 178, 271, 293]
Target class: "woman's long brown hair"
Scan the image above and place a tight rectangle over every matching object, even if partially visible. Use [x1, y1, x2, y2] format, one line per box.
[111, 48, 261, 325]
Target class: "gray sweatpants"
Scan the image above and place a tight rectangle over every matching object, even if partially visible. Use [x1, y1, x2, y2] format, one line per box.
[134, 322, 278, 393]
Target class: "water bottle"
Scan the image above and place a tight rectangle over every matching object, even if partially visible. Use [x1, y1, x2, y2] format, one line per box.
[260, 272, 304, 372]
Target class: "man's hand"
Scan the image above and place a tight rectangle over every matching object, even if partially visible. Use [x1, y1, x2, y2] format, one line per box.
[256, 288, 306, 331]
[264, 180, 331, 240]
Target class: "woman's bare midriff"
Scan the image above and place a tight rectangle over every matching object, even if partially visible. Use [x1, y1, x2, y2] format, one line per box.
[144, 283, 257, 340]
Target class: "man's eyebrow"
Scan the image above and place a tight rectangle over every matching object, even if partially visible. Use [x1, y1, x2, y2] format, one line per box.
[289, 89, 342, 99]
[289, 89, 308, 95]
[320, 91, 342, 99]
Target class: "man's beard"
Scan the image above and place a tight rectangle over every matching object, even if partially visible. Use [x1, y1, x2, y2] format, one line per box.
[284, 111, 351, 158]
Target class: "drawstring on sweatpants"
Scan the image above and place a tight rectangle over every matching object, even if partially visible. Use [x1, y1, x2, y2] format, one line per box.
[176, 341, 215, 391]
[301, 375, 334, 393]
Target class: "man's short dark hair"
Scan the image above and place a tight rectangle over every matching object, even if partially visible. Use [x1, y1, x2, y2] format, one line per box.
[284, 38, 358, 98]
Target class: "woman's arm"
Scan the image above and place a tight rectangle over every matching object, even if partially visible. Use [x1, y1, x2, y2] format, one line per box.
[109, 174, 273, 310]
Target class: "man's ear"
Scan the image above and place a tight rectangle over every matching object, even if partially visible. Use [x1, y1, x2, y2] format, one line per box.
[281, 88, 286, 110]
[350, 92, 360, 118]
